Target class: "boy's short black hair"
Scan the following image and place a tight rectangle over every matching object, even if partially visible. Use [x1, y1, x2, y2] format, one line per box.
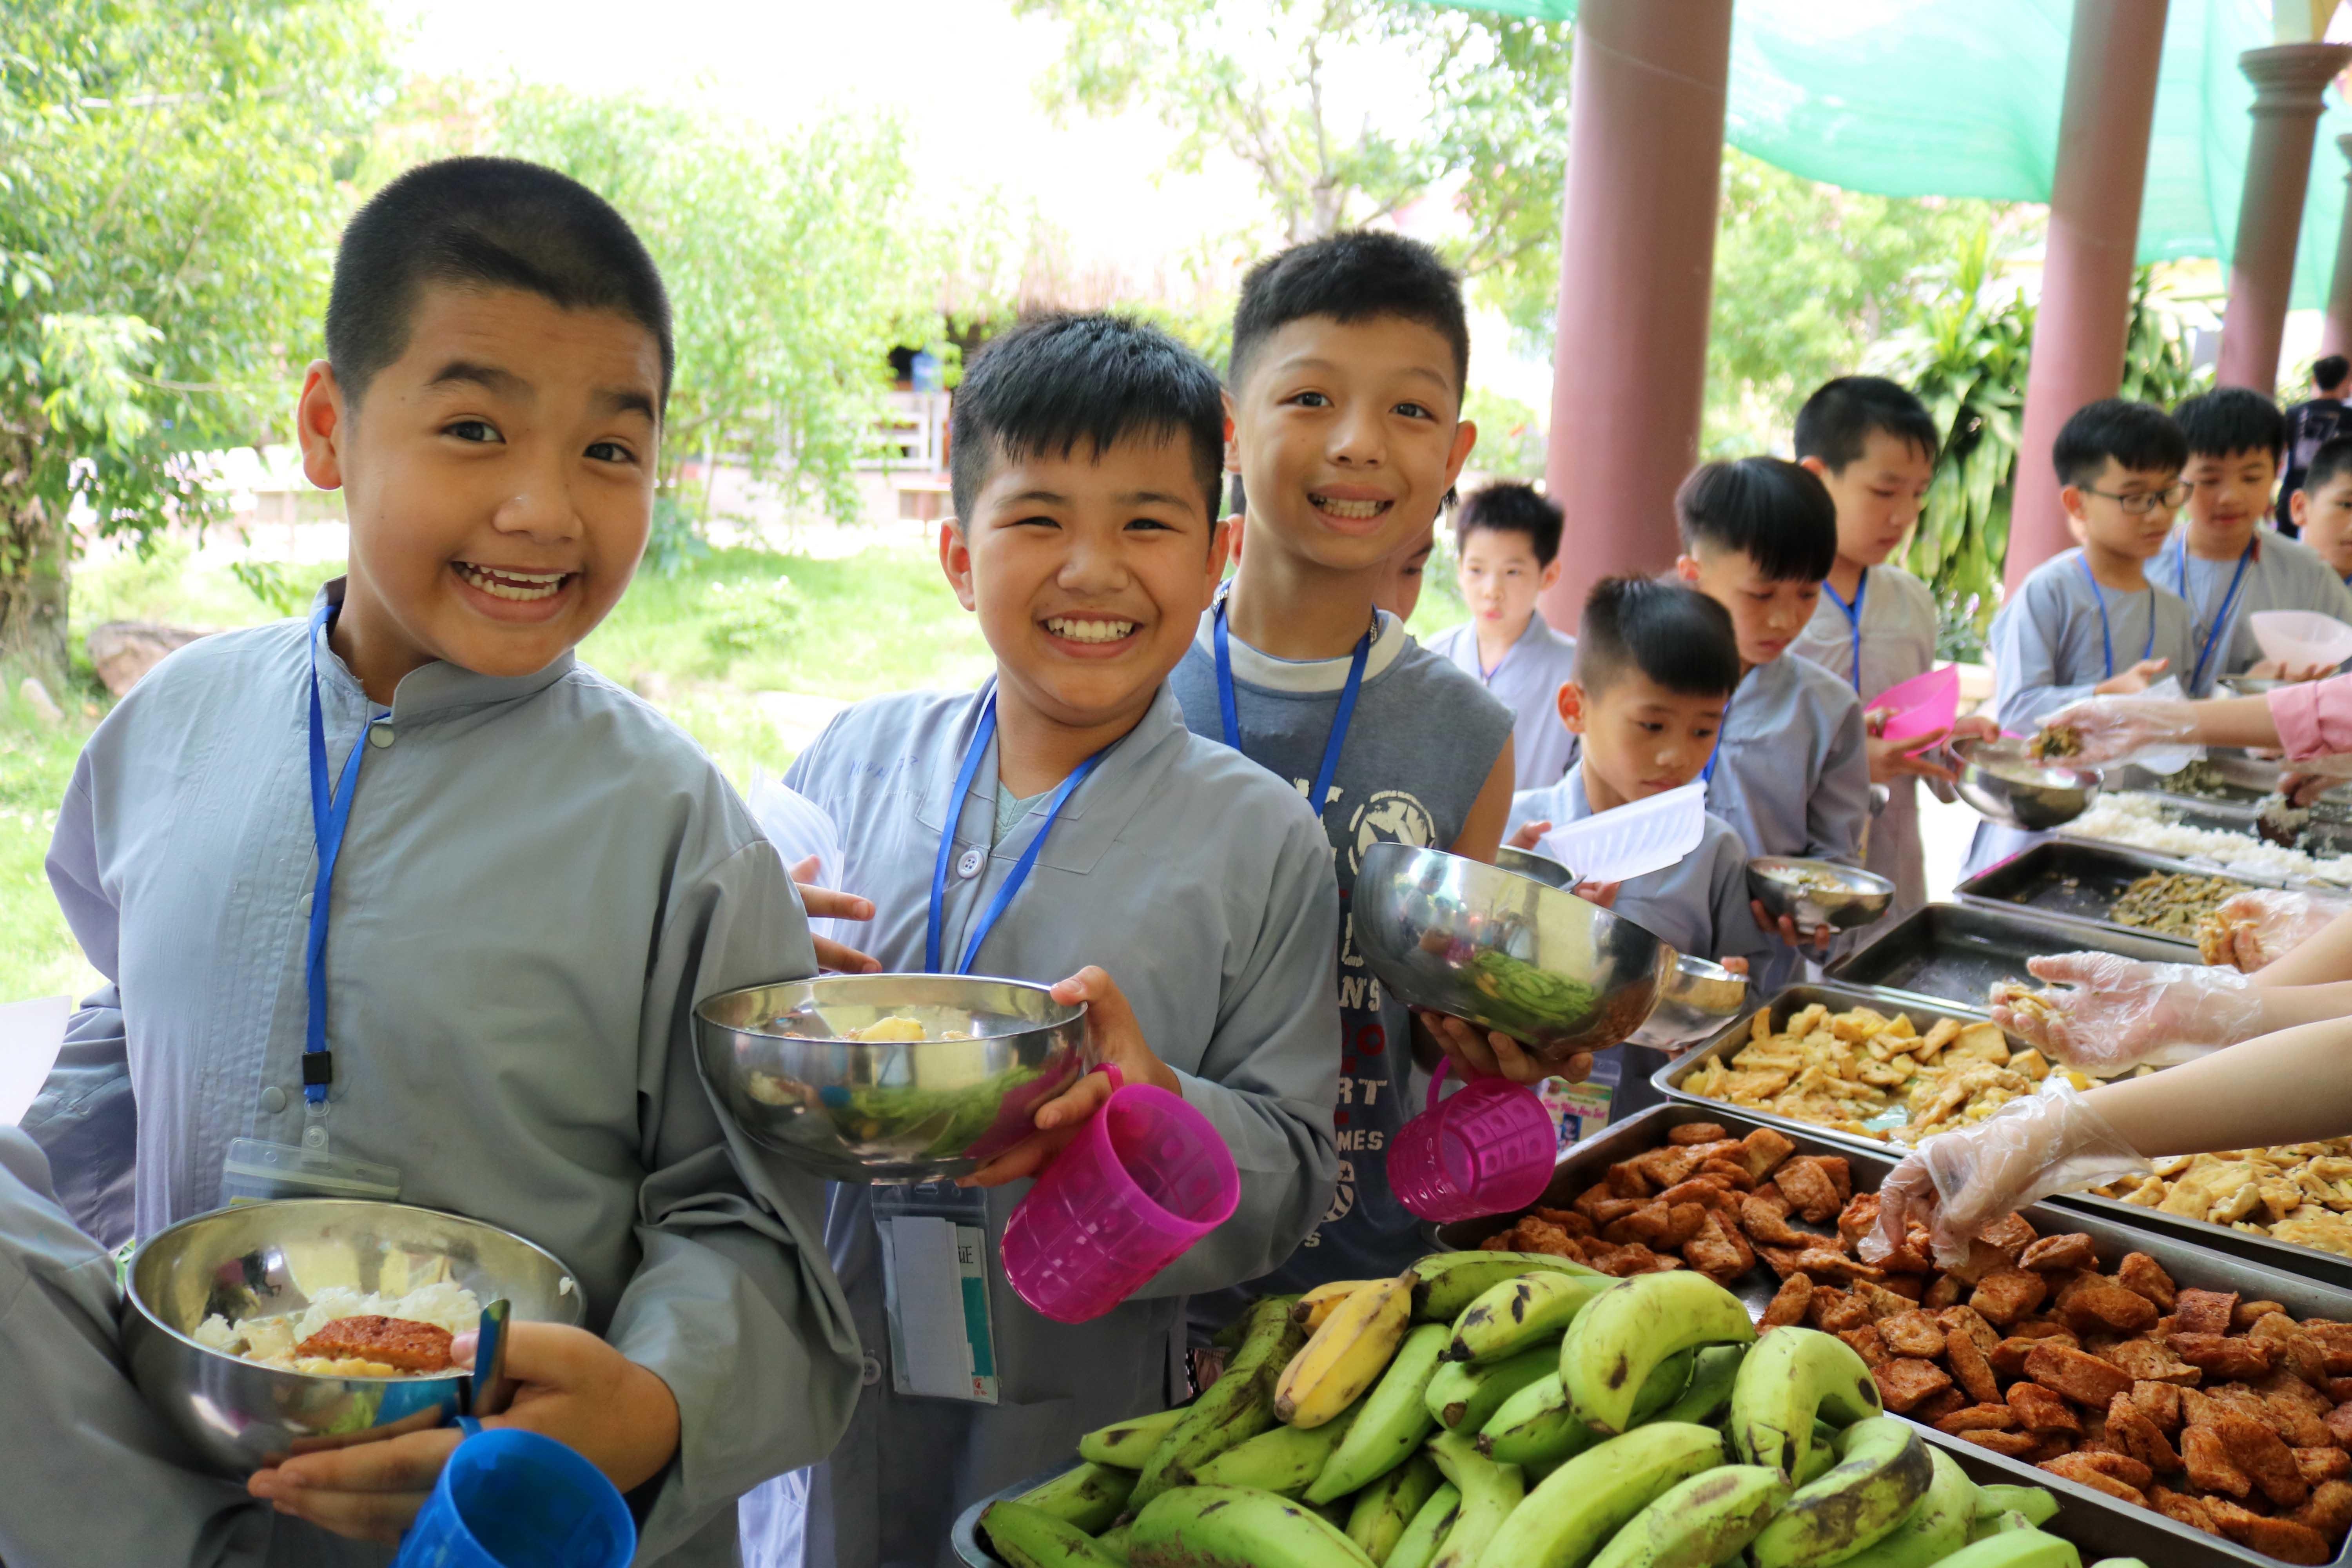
[948, 312, 1225, 523]
[1229, 231, 1470, 400]
[327, 157, 674, 410]
[1454, 481, 1564, 567]
[1792, 376, 1940, 472]
[2053, 398, 2187, 488]
[2174, 387, 2285, 463]
[2316, 355, 2350, 392]
[1674, 457, 1838, 583]
[2305, 435, 2352, 497]
[1575, 577, 1740, 700]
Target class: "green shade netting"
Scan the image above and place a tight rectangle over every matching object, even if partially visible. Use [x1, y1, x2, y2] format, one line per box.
[1424, 0, 2352, 310]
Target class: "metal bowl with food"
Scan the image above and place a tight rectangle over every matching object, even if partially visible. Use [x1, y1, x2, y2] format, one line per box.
[123, 1200, 581, 1476]
[1951, 736, 2102, 830]
[1626, 954, 1750, 1051]
[695, 973, 1087, 1183]
[1351, 841, 1673, 1063]
[1494, 844, 1575, 889]
[1744, 857, 1896, 933]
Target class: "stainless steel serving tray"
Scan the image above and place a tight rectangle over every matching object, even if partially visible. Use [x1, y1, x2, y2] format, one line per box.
[1956, 838, 2275, 946]
[1826, 901, 2199, 1010]
[2112, 751, 2352, 820]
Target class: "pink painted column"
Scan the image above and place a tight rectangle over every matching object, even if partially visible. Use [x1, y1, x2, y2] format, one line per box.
[2216, 44, 2352, 393]
[2321, 134, 2352, 360]
[1537, 0, 1733, 632]
[2007, 0, 2170, 598]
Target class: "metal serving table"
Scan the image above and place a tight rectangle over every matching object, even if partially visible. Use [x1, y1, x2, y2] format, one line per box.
[1825, 901, 2198, 1011]
[1956, 838, 2271, 947]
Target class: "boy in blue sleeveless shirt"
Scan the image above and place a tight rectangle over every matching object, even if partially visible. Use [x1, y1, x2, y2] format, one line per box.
[1168, 232, 1525, 1291]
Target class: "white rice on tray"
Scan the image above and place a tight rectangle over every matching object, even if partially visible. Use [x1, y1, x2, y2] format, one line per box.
[2066, 791, 2352, 886]
[191, 1281, 481, 1376]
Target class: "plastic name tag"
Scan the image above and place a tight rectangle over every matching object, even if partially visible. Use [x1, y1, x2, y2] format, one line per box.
[873, 1183, 998, 1405]
[223, 1109, 401, 1205]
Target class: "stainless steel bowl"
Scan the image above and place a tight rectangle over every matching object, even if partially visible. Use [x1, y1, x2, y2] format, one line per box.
[696, 973, 1087, 1183]
[1352, 842, 1674, 1063]
[1495, 844, 1575, 889]
[2220, 674, 2294, 698]
[1745, 857, 1897, 933]
[1951, 737, 2102, 830]
[1627, 954, 1751, 1050]
[123, 1200, 581, 1476]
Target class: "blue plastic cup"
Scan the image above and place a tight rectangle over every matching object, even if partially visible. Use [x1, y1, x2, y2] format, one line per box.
[391, 1425, 635, 1568]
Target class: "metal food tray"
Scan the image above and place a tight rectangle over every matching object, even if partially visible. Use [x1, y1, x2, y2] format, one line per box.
[1435, 1101, 2352, 1568]
[1827, 901, 2198, 1010]
[2112, 751, 2352, 820]
[1956, 838, 2276, 945]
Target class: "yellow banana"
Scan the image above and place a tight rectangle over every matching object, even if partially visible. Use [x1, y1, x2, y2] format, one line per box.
[1276, 1270, 1417, 1428]
[1295, 1279, 1384, 1333]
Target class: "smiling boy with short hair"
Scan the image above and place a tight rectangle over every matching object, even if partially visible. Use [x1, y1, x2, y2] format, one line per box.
[2293, 436, 2352, 582]
[1423, 481, 1578, 790]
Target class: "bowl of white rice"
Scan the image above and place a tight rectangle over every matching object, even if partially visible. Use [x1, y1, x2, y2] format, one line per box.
[124, 1199, 582, 1476]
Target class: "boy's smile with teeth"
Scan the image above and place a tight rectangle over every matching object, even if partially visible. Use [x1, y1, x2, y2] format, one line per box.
[1310, 492, 1390, 521]
[454, 562, 574, 602]
[1043, 615, 1140, 646]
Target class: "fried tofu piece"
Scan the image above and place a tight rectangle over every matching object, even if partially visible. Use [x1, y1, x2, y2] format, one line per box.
[1657, 1177, 1741, 1211]
[1666, 1121, 1727, 1145]
[2098, 1338, 2200, 1387]
[1936, 1305, 2001, 1355]
[1631, 1145, 1702, 1191]
[1991, 1336, 2043, 1379]
[1879, 1310, 1946, 1359]
[1923, 1274, 1963, 1310]
[1960, 1430, 2043, 1458]
[2036, 1453, 2146, 1506]
[1761, 1272, 1814, 1328]
[2151, 1485, 2226, 1537]
[2181, 1423, 2254, 1499]
[2175, 1287, 2239, 1337]
[1938, 1329, 1999, 1406]
[2105, 1392, 2182, 1474]
[1836, 1192, 1880, 1248]
[2238, 1299, 2290, 1330]
[1736, 1127, 1796, 1183]
[1808, 1289, 1872, 1334]
[1605, 1160, 1652, 1200]
[2114, 1251, 2176, 1312]
[2328, 1401, 2352, 1448]
[2302, 1320, 2352, 1374]
[1980, 1212, 2037, 1257]
[1573, 1185, 1642, 1227]
[1909, 1387, 1969, 1427]
[2025, 1342, 2135, 1408]
[1839, 1324, 1891, 1369]
[1937, 1403, 2020, 1434]
[1684, 1210, 1754, 1283]
[2296, 1479, 2352, 1542]
[2217, 1411, 2312, 1508]
[2202, 1497, 2334, 1566]
[1873, 1357, 1954, 1414]
[2009, 1381, 2082, 1434]
[2171, 1332, 2274, 1381]
[2018, 1232, 2099, 1272]
[2252, 1314, 2333, 1389]
[1970, 1267, 2050, 1327]
[2296, 1446, 2352, 1485]
[1849, 1279, 1911, 1321]
[1739, 1191, 1810, 1249]
[2132, 1379, 2185, 1432]
[1813, 1156, 1853, 1202]
[1602, 1201, 1672, 1247]
[292, 1316, 455, 1374]
[2058, 1274, 2161, 1335]
[1662, 1201, 1710, 1251]
[1594, 1243, 1680, 1277]
[1774, 1158, 1841, 1224]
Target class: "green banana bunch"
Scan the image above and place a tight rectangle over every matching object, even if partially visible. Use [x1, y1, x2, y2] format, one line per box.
[1973, 1485, 2058, 1526]
[1476, 1347, 1690, 1470]
[1094, 1521, 1133, 1565]
[1346, 1454, 1444, 1565]
[1310, 1323, 1448, 1503]
[1015, 1462, 1137, 1534]
[1650, 1343, 1745, 1428]
[1728, 1327, 1882, 1482]
[1584, 1463, 1791, 1568]
[981, 1500, 1128, 1568]
[1557, 1273, 1756, 1434]
[1195, 1399, 1364, 1496]
[1835, 1446, 1978, 1568]
[2088, 1560, 2151, 1567]
[1386, 1483, 1461, 1568]
[1127, 1484, 1378, 1568]
[1445, 1270, 1604, 1364]
[1971, 1512, 2033, 1544]
[1426, 1345, 1556, 1432]
[1079, 1408, 1186, 1468]
[1410, 1252, 1598, 1323]
[1130, 1296, 1304, 1510]
[1748, 1416, 1933, 1568]
[1929, 1530, 2084, 1568]
[1424, 1430, 1525, 1568]
[1470, 1421, 1727, 1568]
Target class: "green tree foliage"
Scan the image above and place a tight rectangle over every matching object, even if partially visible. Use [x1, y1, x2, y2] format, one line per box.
[0, 0, 390, 684]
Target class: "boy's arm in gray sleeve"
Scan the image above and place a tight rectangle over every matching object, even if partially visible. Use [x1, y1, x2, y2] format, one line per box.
[1991, 581, 2096, 732]
[613, 838, 863, 1559]
[1707, 837, 1778, 970]
[1140, 822, 1342, 1298]
[25, 758, 137, 1247]
[1804, 691, 1873, 866]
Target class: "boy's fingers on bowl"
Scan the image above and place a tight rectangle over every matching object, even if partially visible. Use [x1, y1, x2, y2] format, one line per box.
[813, 936, 882, 974]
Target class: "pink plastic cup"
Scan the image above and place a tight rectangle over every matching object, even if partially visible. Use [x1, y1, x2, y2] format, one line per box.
[1869, 665, 1960, 743]
[1388, 1062, 1557, 1224]
[1002, 1066, 1241, 1324]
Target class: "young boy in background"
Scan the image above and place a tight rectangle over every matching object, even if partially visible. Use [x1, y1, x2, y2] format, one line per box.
[1374, 515, 1438, 625]
[775, 314, 1340, 1568]
[1789, 376, 1994, 927]
[8, 158, 859, 1566]
[1673, 457, 1873, 993]
[1424, 481, 1579, 791]
[2292, 436, 2352, 582]
[1505, 577, 1770, 1130]
[2164, 388, 2352, 693]
[1168, 231, 1525, 1292]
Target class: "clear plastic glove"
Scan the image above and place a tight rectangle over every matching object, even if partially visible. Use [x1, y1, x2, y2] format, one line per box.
[1987, 952, 2264, 1072]
[1863, 1080, 2151, 1268]
[2199, 888, 2352, 971]
[2035, 695, 2201, 767]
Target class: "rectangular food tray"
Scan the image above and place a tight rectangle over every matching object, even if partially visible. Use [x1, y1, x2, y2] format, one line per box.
[1827, 900, 2199, 1010]
[1956, 838, 2274, 946]
[1655, 983, 2352, 1291]
[2111, 752, 2352, 821]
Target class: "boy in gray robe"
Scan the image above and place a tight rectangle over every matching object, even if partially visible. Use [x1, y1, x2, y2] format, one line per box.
[1423, 483, 1580, 791]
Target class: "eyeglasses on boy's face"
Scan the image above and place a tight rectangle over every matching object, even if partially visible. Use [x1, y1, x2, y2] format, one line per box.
[2080, 481, 2190, 515]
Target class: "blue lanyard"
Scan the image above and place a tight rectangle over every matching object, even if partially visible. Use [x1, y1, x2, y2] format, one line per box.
[1701, 685, 1737, 785]
[1213, 596, 1371, 821]
[925, 696, 1105, 976]
[2168, 536, 2254, 693]
[2074, 555, 2156, 681]
[304, 604, 389, 1105]
[1820, 568, 1867, 695]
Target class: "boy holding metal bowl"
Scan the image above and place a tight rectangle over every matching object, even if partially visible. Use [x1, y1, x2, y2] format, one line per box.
[4, 159, 861, 1565]
[773, 313, 1343, 1566]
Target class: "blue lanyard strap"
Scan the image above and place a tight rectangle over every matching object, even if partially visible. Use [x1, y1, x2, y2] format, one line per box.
[2074, 555, 2155, 681]
[1213, 597, 1372, 820]
[1701, 685, 1737, 785]
[926, 697, 1105, 976]
[1820, 568, 1867, 695]
[2169, 537, 2254, 693]
[304, 605, 388, 1105]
